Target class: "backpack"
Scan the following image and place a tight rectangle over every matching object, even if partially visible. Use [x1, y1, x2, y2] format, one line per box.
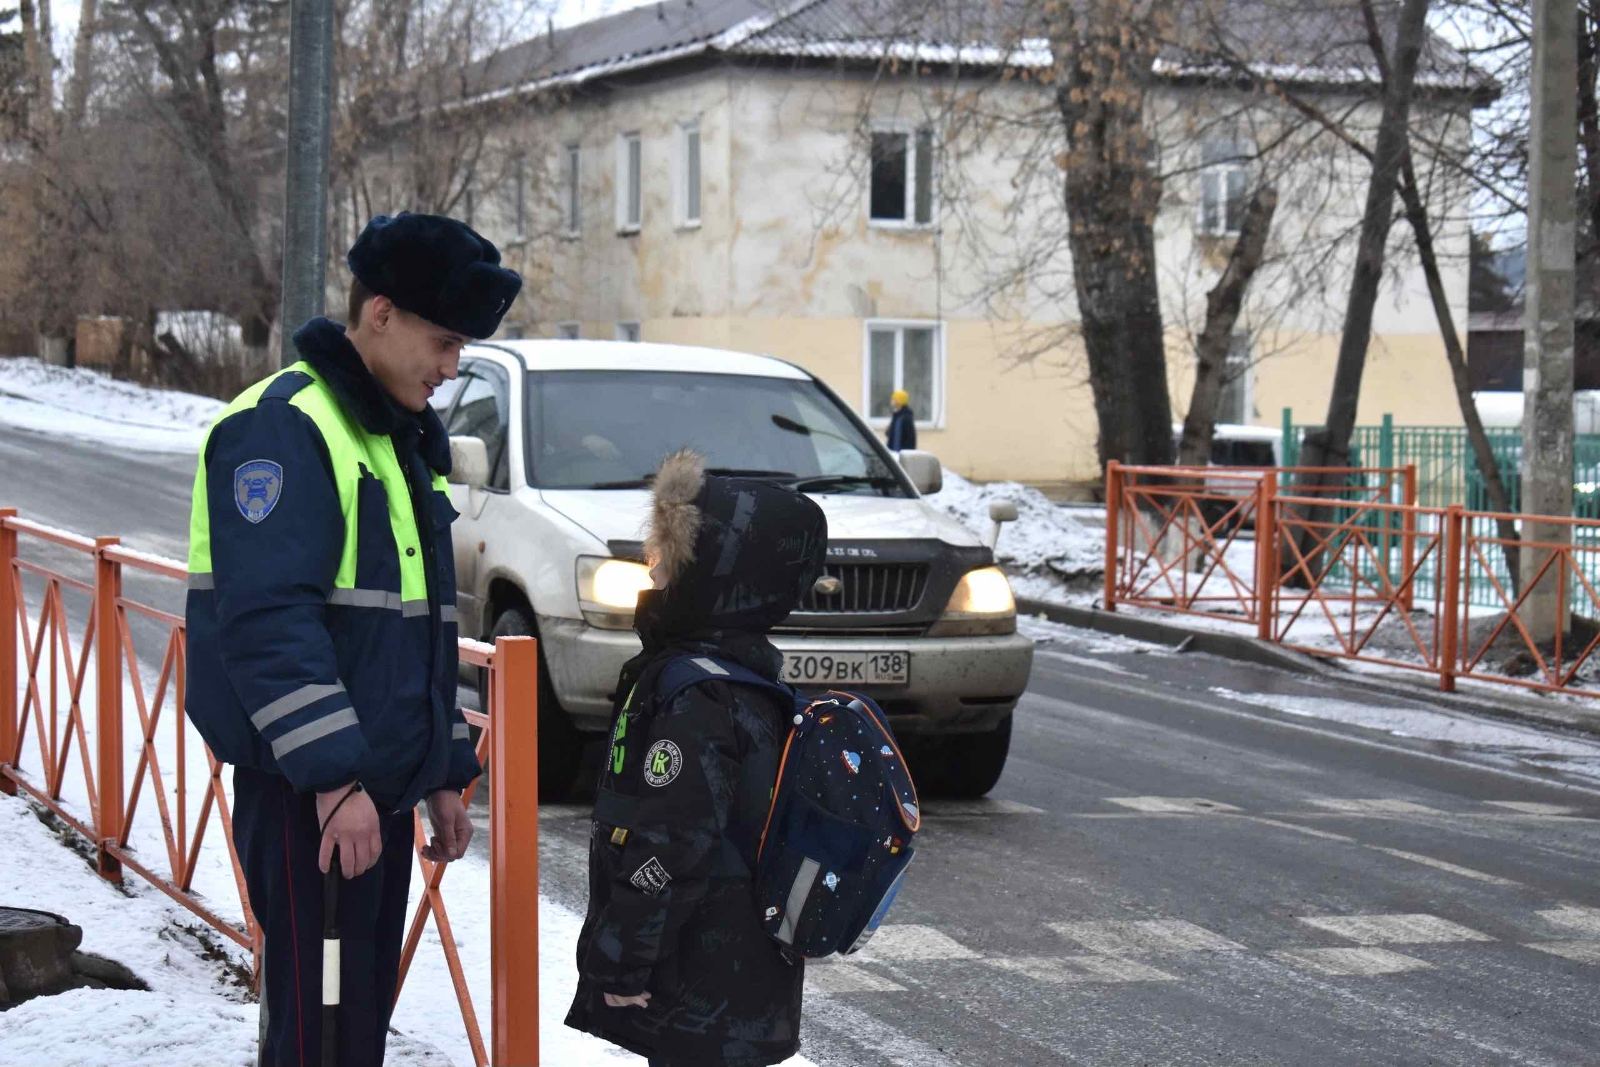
[651, 654, 921, 959]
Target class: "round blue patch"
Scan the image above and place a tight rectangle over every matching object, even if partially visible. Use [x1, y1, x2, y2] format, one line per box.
[234, 459, 284, 525]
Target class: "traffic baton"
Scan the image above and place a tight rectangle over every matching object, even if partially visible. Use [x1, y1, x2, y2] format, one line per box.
[322, 846, 340, 1067]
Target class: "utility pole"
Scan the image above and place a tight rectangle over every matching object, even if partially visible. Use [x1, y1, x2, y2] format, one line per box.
[1519, 0, 1578, 641]
[279, 0, 335, 366]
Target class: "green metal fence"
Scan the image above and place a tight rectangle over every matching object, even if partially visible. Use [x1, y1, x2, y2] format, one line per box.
[1283, 410, 1600, 609]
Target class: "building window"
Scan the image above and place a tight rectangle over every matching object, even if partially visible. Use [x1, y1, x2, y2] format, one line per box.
[869, 126, 934, 226]
[556, 322, 580, 339]
[617, 132, 641, 233]
[511, 153, 528, 240]
[616, 321, 641, 343]
[1198, 138, 1251, 237]
[677, 120, 701, 227]
[1216, 334, 1252, 424]
[864, 321, 942, 425]
[563, 143, 581, 236]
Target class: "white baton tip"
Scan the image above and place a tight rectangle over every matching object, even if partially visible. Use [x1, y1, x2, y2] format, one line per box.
[322, 940, 341, 1005]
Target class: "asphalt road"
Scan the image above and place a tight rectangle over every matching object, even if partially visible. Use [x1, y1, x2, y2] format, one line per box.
[6, 427, 1600, 1066]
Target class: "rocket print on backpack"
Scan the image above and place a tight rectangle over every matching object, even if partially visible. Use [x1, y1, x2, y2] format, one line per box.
[649, 654, 921, 958]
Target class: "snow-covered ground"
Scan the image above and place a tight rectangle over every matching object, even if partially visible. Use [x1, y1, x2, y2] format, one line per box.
[0, 357, 223, 454]
[929, 469, 1103, 592]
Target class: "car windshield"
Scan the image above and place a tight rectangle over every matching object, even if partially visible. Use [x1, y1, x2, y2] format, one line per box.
[525, 369, 909, 495]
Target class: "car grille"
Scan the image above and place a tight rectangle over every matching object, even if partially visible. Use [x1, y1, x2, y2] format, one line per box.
[797, 563, 930, 614]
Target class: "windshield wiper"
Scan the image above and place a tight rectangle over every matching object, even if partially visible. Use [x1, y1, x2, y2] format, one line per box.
[704, 467, 797, 480]
[788, 474, 901, 493]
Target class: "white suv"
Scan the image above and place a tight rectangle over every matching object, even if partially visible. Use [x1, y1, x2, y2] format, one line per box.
[432, 340, 1034, 797]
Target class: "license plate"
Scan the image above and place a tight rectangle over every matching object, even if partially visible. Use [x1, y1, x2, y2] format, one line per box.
[783, 651, 909, 687]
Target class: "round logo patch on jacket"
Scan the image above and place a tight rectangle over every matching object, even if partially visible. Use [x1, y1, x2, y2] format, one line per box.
[643, 739, 683, 787]
[233, 460, 284, 524]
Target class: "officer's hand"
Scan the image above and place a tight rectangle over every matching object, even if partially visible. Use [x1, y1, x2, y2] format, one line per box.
[421, 789, 473, 863]
[316, 785, 382, 879]
[603, 992, 652, 1009]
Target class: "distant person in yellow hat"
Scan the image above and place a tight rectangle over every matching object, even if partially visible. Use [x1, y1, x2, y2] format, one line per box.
[885, 388, 917, 452]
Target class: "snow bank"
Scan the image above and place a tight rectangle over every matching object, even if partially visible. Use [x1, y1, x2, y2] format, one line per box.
[0, 357, 224, 454]
[931, 469, 1103, 577]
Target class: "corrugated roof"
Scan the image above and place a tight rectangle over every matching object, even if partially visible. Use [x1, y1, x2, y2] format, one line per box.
[464, 0, 1491, 104]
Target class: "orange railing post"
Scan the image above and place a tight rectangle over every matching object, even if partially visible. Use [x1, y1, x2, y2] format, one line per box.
[491, 635, 540, 1067]
[0, 508, 16, 796]
[1103, 461, 1122, 612]
[1401, 464, 1418, 613]
[1256, 470, 1278, 642]
[94, 536, 123, 880]
[1440, 506, 1464, 692]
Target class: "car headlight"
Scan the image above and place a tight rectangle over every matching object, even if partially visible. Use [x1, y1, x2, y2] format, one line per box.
[927, 566, 1016, 636]
[576, 556, 652, 630]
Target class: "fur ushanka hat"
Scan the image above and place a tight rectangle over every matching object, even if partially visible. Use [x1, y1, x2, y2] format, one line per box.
[347, 212, 522, 339]
[642, 449, 828, 633]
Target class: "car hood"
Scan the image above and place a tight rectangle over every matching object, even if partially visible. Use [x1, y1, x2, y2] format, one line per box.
[539, 488, 984, 551]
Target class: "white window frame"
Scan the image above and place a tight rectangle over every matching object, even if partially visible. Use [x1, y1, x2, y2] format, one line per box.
[675, 118, 702, 229]
[1196, 139, 1251, 238]
[616, 132, 642, 234]
[867, 123, 936, 230]
[556, 322, 580, 340]
[616, 321, 641, 343]
[861, 319, 946, 428]
[562, 143, 581, 238]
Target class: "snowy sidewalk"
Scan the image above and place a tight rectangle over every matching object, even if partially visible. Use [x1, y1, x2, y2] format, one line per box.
[0, 358, 223, 455]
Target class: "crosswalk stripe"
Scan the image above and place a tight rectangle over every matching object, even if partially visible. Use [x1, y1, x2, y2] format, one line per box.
[1048, 919, 1246, 955]
[1368, 848, 1519, 886]
[1297, 913, 1494, 945]
[985, 955, 1177, 984]
[1307, 799, 1441, 815]
[1536, 906, 1600, 937]
[806, 963, 907, 994]
[1106, 796, 1242, 814]
[857, 924, 980, 961]
[1485, 801, 1585, 816]
[1526, 941, 1600, 964]
[1272, 947, 1433, 976]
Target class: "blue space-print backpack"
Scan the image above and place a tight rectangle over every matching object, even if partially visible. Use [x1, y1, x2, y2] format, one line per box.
[652, 655, 921, 958]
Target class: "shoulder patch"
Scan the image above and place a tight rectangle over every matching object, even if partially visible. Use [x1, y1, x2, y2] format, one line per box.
[642, 739, 683, 787]
[234, 459, 284, 524]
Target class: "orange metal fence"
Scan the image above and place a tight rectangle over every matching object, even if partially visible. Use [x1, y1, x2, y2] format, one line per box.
[0, 508, 542, 1066]
[1105, 463, 1600, 699]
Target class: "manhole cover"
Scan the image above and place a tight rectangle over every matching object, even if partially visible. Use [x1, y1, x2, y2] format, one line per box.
[0, 907, 67, 934]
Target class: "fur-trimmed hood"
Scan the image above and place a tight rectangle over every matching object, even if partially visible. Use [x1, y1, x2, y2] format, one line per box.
[637, 449, 827, 639]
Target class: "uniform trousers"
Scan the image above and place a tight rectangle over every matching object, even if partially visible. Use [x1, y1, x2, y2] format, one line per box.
[233, 766, 414, 1067]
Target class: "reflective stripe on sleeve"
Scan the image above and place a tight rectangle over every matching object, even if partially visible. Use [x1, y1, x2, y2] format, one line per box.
[452, 723, 470, 741]
[401, 599, 428, 618]
[327, 588, 402, 610]
[441, 606, 458, 624]
[187, 573, 214, 591]
[269, 707, 360, 760]
[251, 682, 348, 732]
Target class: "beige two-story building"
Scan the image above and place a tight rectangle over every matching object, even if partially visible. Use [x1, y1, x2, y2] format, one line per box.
[347, 0, 1492, 492]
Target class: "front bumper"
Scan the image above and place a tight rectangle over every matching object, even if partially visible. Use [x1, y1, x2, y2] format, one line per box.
[536, 614, 1034, 735]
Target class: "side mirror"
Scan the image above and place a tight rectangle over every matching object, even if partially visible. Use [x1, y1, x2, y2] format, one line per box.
[448, 435, 489, 491]
[988, 499, 1019, 550]
[896, 450, 943, 495]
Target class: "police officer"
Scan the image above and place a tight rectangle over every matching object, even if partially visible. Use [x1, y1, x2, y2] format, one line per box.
[184, 213, 521, 1067]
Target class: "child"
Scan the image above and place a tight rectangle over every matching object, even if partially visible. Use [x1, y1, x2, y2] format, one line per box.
[565, 448, 828, 1067]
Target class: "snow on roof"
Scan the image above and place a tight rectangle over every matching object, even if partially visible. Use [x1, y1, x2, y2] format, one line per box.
[458, 0, 1493, 107]
[472, 338, 812, 378]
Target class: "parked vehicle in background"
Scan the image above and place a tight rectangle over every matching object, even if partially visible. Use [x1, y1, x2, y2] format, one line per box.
[432, 340, 1034, 798]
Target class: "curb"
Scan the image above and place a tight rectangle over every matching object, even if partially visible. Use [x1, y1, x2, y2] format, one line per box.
[1016, 597, 1600, 741]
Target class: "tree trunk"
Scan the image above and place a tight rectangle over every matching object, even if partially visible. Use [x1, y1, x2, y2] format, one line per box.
[66, 0, 96, 125]
[1300, 0, 1432, 474]
[1358, 0, 1521, 589]
[1178, 184, 1279, 467]
[1049, 5, 1176, 471]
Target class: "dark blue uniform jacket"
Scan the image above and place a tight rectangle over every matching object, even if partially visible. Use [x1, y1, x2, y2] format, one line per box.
[185, 319, 479, 810]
